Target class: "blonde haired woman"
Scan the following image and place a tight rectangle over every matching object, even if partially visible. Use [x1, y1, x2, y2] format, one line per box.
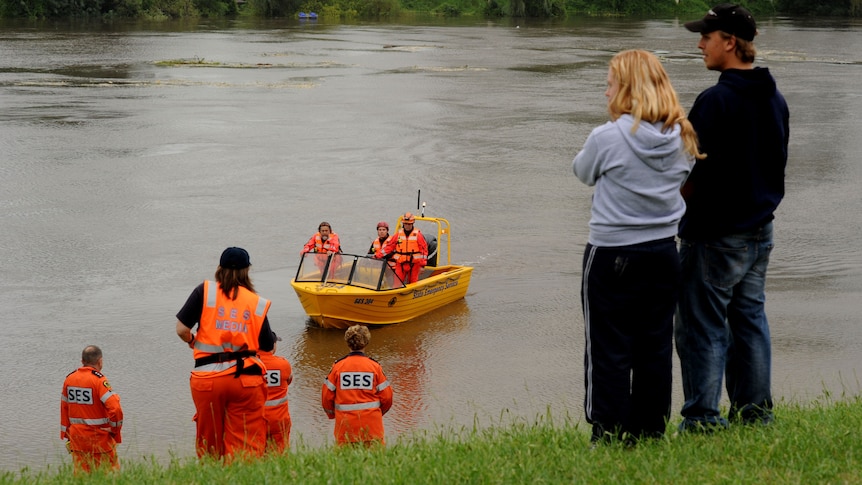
[572, 50, 702, 445]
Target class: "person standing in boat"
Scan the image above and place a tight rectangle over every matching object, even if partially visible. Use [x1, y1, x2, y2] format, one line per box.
[572, 50, 702, 444]
[322, 325, 393, 446]
[301, 221, 342, 276]
[367, 221, 392, 256]
[175, 246, 275, 459]
[301, 221, 341, 256]
[375, 212, 428, 284]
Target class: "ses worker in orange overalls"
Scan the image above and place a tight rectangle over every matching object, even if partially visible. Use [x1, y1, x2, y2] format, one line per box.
[258, 333, 293, 453]
[375, 212, 428, 284]
[175, 247, 276, 460]
[60, 345, 123, 473]
[301, 221, 342, 277]
[367, 221, 392, 256]
[322, 325, 393, 446]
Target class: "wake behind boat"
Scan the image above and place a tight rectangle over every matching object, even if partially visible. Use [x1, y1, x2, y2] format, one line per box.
[290, 215, 473, 329]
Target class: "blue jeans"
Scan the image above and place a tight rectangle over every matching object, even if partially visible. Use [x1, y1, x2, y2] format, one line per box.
[674, 223, 775, 430]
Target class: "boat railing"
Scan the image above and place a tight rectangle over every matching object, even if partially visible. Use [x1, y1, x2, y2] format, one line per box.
[295, 252, 406, 290]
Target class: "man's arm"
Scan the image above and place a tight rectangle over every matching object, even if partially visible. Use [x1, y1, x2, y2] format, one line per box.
[104, 393, 124, 444]
[301, 234, 317, 255]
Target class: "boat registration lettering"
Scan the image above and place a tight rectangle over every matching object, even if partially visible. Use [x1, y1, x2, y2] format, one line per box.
[354, 298, 374, 305]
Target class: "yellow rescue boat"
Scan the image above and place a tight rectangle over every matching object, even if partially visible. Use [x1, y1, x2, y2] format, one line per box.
[290, 215, 473, 329]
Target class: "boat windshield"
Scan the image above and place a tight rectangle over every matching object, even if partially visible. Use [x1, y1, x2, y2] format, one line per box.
[294, 252, 405, 290]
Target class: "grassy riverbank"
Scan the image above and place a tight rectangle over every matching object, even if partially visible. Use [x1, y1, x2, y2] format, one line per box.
[5, 396, 861, 484]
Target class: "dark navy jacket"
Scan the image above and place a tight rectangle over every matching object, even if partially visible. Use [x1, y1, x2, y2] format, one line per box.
[679, 67, 790, 240]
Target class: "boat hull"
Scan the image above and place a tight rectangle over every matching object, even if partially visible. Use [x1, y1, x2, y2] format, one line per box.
[291, 265, 472, 329]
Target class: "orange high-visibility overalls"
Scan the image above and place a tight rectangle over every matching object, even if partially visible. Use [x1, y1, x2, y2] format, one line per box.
[190, 280, 269, 459]
[322, 352, 393, 445]
[60, 367, 123, 473]
[259, 350, 292, 453]
[301, 233, 342, 277]
[377, 228, 428, 284]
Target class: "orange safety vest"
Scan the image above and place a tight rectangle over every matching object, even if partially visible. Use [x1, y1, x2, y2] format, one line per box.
[193, 280, 269, 377]
[302, 233, 340, 255]
[370, 236, 397, 269]
[380, 228, 427, 265]
[61, 367, 124, 453]
[322, 352, 393, 445]
[369, 236, 390, 254]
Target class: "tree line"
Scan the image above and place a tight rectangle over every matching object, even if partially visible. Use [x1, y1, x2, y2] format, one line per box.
[1, 0, 858, 22]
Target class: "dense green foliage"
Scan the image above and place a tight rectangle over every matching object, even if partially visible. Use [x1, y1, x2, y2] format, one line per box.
[3, 396, 862, 484]
[1, 0, 859, 20]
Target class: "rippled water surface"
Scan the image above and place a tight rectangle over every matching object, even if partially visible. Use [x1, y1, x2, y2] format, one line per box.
[1, 16, 861, 471]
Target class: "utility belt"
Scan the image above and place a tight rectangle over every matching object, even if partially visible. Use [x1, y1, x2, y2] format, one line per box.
[195, 350, 260, 377]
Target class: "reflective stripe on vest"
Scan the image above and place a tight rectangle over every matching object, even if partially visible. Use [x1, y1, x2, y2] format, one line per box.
[195, 361, 238, 372]
[392, 229, 425, 263]
[101, 391, 115, 404]
[69, 417, 109, 426]
[377, 380, 390, 392]
[335, 401, 381, 412]
[266, 396, 289, 407]
[324, 379, 336, 391]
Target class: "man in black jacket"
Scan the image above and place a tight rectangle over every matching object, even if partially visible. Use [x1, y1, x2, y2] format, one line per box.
[674, 3, 790, 432]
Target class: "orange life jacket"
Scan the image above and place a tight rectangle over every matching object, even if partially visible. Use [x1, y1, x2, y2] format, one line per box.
[302, 233, 340, 254]
[381, 228, 427, 265]
[192, 280, 269, 377]
[322, 352, 393, 445]
[370, 236, 390, 254]
[61, 367, 124, 453]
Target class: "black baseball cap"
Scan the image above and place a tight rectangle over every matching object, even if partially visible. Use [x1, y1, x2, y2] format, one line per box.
[219, 247, 250, 269]
[684, 4, 757, 42]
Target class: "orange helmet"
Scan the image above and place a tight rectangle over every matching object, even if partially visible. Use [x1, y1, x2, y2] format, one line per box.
[402, 212, 415, 223]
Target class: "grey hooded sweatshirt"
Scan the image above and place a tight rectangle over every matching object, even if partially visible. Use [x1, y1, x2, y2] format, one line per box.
[572, 114, 693, 247]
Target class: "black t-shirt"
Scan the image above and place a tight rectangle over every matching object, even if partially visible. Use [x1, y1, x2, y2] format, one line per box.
[176, 283, 275, 352]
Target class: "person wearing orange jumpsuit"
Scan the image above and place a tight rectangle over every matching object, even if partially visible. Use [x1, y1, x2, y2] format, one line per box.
[259, 333, 293, 453]
[322, 325, 393, 446]
[301, 221, 342, 277]
[376, 212, 428, 284]
[175, 246, 276, 460]
[60, 345, 123, 473]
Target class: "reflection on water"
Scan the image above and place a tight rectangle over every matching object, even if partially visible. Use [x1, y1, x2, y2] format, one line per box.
[1, 17, 862, 471]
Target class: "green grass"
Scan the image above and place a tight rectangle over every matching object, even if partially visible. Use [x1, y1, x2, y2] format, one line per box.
[5, 396, 862, 484]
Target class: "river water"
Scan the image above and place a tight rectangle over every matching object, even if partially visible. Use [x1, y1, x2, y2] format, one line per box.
[1, 15, 861, 471]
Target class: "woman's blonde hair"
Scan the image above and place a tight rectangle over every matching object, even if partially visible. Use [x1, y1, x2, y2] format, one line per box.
[607, 49, 704, 160]
[345, 325, 371, 351]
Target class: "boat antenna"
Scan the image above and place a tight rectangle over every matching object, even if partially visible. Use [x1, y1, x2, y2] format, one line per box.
[416, 189, 420, 211]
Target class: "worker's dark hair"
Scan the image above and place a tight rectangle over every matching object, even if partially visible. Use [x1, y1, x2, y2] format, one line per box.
[215, 266, 255, 300]
[82, 345, 102, 365]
